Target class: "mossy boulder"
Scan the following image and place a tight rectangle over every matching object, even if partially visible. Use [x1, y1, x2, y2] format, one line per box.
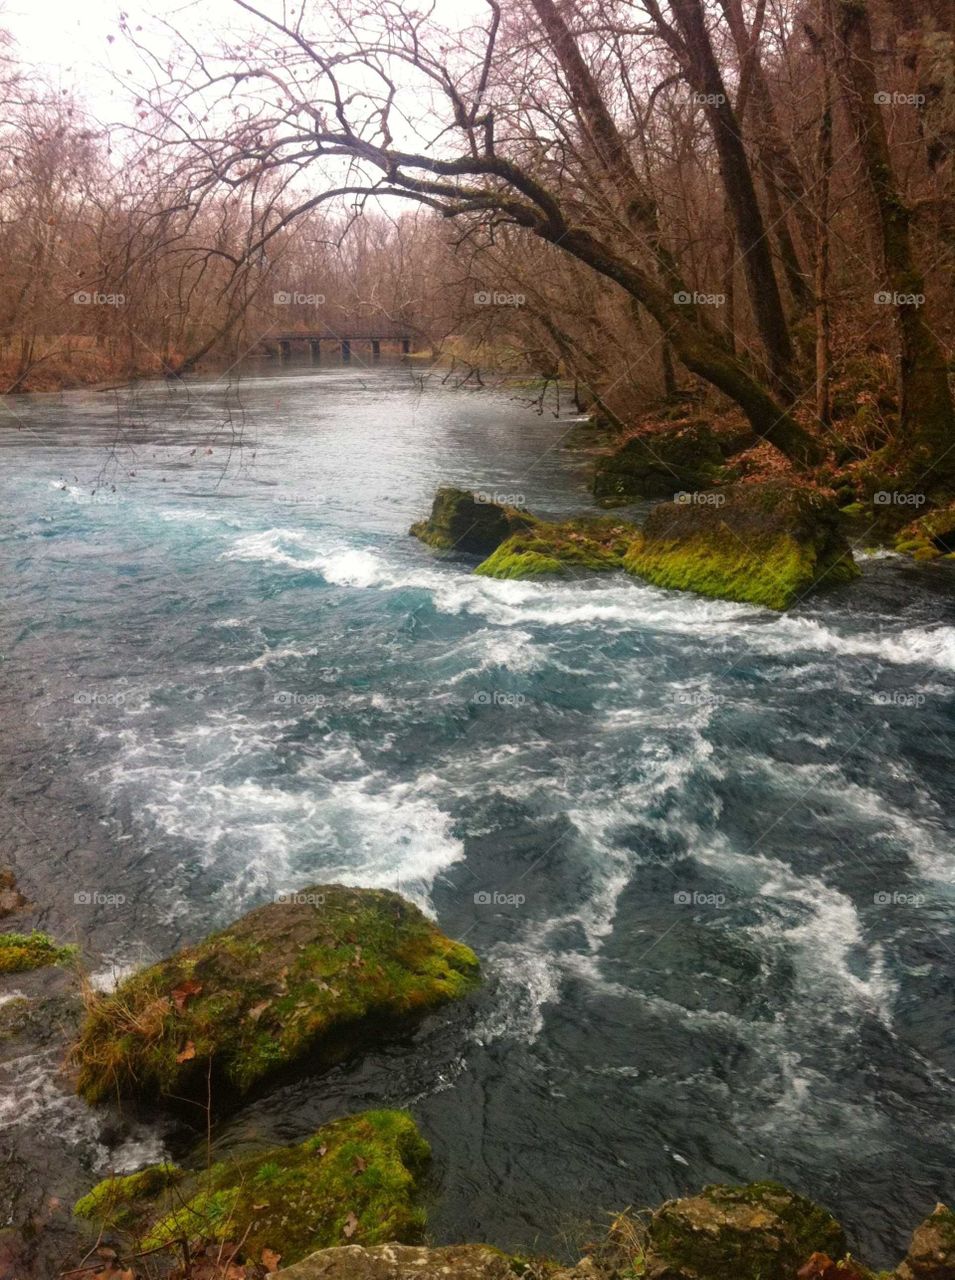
[74, 1163, 184, 1232]
[641, 1181, 847, 1280]
[625, 482, 859, 610]
[894, 503, 955, 562]
[411, 487, 534, 555]
[0, 930, 76, 974]
[593, 424, 725, 503]
[75, 1110, 431, 1268]
[280, 1244, 518, 1280]
[896, 1205, 955, 1280]
[475, 516, 636, 579]
[72, 884, 479, 1110]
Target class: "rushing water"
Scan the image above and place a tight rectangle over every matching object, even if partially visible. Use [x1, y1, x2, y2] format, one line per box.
[1, 360, 954, 1269]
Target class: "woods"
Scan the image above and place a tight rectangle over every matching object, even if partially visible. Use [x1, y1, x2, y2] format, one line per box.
[1, 0, 953, 500]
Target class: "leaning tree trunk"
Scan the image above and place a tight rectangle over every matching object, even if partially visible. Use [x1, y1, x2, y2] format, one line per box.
[833, 0, 955, 494]
[665, 0, 796, 398]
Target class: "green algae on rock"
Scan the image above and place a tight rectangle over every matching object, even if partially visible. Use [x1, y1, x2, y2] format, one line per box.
[592, 423, 726, 503]
[0, 930, 76, 974]
[475, 517, 636, 580]
[75, 1111, 430, 1268]
[72, 885, 479, 1109]
[640, 1182, 847, 1280]
[625, 483, 858, 610]
[410, 487, 534, 556]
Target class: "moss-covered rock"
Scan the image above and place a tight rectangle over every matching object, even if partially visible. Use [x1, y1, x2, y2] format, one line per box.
[641, 1181, 847, 1280]
[593, 424, 725, 503]
[279, 1243, 518, 1280]
[625, 483, 859, 610]
[0, 930, 76, 974]
[894, 503, 955, 562]
[71, 884, 479, 1109]
[896, 1204, 955, 1280]
[75, 1111, 431, 1268]
[475, 517, 636, 580]
[410, 487, 534, 555]
[74, 1163, 183, 1232]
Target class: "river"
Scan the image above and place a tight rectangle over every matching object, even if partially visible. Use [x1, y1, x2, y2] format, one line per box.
[1, 359, 953, 1271]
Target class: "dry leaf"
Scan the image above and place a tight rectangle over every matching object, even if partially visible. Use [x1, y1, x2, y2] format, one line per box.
[353, 1155, 367, 1174]
[171, 978, 202, 1010]
[262, 1246, 282, 1272]
[343, 1210, 359, 1238]
[248, 1000, 270, 1021]
[176, 1039, 197, 1063]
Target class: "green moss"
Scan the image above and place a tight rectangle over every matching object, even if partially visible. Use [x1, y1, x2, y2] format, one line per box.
[894, 501, 955, 560]
[0, 931, 76, 973]
[475, 517, 635, 580]
[72, 885, 479, 1109]
[625, 484, 859, 610]
[74, 1164, 183, 1232]
[139, 1110, 429, 1265]
[411, 487, 535, 555]
[643, 1181, 847, 1280]
[593, 423, 725, 502]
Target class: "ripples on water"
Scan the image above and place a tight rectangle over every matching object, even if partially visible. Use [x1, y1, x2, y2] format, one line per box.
[1, 362, 953, 1266]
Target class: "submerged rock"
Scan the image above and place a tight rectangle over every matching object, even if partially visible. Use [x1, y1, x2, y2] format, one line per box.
[896, 1205, 955, 1280]
[625, 482, 858, 610]
[641, 1181, 847, 1280]
[279, 1243, 516, 1280]
[475, 516, 636, 579]
[593, 424, 726, 503]
[72, 884, 479, 1109]
[410, 486, 533, 555]
[75, 1110, 431, 1268]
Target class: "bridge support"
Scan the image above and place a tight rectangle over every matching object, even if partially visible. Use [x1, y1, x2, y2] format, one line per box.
[371, 339, 380, 359]
[279, 340, 291, 360]
[309, 339, 321, 363]
[401, 337, 411, 355]
[341, 339, 351, 362]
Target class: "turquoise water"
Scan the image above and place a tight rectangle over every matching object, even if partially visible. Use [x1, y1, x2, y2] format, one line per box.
[1, 361, 954, 1266]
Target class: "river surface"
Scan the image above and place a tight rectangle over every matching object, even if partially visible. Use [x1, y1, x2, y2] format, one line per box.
[1, 360, 953, 1270]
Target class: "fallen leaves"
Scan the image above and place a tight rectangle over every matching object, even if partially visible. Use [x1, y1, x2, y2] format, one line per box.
[171, 978, 202, 1011]
[343, 1210, 359, 1238]
[175, 1040, 197, 1063]
[797, 1253, 868, 1280]
[261, 1247, 282, 1272]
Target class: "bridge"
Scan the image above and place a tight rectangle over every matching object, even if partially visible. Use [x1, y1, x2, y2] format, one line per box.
[268, 322, 415, 362]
